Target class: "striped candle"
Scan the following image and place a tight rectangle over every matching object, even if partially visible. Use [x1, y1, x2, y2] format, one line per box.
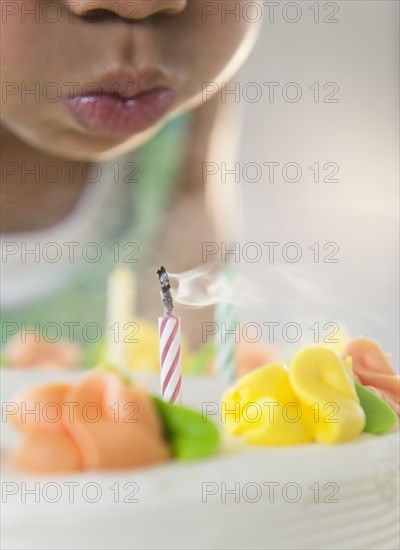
[159, 315, 182, 403]
[215, 266, 237, 384]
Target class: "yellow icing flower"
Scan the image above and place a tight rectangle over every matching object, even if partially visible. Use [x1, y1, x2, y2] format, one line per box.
[124, 317, 158, 372]
[220, 346, 366, 446]
[319, 324, 350, 356]
[221, 364, 312, 446]
[125, 318, 188, 373]
[289, 347, 365, 443]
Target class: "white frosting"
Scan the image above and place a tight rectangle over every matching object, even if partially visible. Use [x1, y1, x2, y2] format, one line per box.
[1, 369, 399, 550]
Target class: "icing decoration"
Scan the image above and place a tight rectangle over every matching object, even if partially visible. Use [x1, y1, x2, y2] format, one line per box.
[10, 383, 72, 435]
[5, 332, 81, 369]
[10, 370, 170, 472]
[187, 340, 281, 378]
[64, 371, 171, 469]
[153, 397, 220, 460]
[344, 338, 400, 416]
[9, 368, 221, 472]
[186, 340, 281, 378]
[355, 381, 398, 434]
[221, 347, 367, 445]
[319, 324, 350, 356]
[235, 341, 281, 379]
[290, 347, 365, 443]
[125, 317, 161, 372]
[104, 317, 189, 373]
[186, 341, 215, 375]
[222, 363, 313, 445]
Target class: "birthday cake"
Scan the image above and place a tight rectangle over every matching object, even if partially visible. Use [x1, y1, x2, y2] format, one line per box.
[2, 342, 400, 550]
[2, 269, 399, 549]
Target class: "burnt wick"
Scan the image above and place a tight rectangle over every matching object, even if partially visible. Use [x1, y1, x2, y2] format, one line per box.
[157, 266, 174, 316]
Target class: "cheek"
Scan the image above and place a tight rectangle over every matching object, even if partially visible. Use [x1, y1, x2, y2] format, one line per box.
[179, 23, 259, 101]
[199, 22, 257, 75]
[0, 22, 28, 79]
[0, 18, 56, 113]
[169, 2, 260, 92]
[1, 8, 47, 67]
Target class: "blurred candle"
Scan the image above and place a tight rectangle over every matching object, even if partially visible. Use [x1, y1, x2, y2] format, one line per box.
[105, 266, 136, 369]
[215, 264, 237, 384]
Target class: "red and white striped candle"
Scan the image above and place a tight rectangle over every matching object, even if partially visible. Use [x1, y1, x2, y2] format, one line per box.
[159, 314, 182, 403]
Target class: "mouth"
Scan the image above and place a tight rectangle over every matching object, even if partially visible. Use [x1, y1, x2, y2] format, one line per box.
[66, 72, 177, 138]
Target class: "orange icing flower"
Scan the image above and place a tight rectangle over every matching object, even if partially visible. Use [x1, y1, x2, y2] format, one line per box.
[208, 341, 280, 378]
[10, 370, 171, 473]
[344, 338, 400, 416]
[5, 331, 81, 369]
[235, 340, 281, 379]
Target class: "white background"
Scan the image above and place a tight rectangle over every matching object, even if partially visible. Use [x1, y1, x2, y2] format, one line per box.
[234, 0, 399, 363]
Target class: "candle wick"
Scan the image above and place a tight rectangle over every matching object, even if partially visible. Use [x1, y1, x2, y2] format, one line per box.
[157, 266, 174, 316]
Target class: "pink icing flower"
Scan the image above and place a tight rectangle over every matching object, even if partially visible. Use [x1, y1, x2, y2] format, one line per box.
[210, 341, 281, 379]
[5, 331, 81, 369]
[344, 338, 400, 416]
[235, 341, 282, 379]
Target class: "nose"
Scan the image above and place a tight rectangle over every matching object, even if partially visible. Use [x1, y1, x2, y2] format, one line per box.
[64, 0, 187, 20]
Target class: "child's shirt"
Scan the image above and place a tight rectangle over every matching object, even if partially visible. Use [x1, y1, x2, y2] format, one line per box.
[1, 116, 190, 364]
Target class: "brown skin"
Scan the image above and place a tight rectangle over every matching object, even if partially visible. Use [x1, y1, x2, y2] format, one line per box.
[1, 0, 260, 345]
[2, 1, 259, 230]
[1, 125, 88, 232]
[1, 1, 258, 157]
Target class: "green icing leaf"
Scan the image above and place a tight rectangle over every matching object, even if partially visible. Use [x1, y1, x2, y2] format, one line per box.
[84, 337, 107, 368]
[355, 381, 398, 434]
[96, 362, 133, 385]
[152, 396, 220, 461]
[185, 341, 215, 375]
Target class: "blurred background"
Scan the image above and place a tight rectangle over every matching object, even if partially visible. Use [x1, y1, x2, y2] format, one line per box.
[1, 1, 398, 368]
[233, 0, 399, 363]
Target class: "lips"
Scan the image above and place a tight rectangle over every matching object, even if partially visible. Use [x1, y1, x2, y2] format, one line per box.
[66, 75, 177, 137]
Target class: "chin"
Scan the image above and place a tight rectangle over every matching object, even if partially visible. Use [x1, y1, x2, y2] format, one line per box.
[7, 118, 175, 162]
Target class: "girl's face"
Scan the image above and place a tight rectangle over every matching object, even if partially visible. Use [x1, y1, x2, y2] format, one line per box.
[1, 0, 260, 160]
